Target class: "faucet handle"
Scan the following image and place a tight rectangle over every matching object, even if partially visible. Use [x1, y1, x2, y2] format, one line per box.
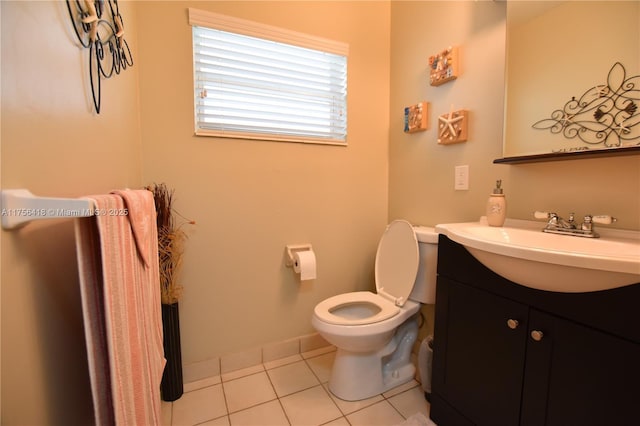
[590, 215, 617, 225]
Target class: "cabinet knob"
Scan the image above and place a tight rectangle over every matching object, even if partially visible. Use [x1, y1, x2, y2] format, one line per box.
[507, 319, 519, 329]
[530, 330, 544, 341]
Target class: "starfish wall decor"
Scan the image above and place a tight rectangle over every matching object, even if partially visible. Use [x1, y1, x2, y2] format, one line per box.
[532, 62, 639, 149]
[437, 107, 468, 144]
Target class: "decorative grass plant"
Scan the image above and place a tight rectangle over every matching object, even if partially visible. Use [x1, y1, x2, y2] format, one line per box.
[147, 183, 195, 305]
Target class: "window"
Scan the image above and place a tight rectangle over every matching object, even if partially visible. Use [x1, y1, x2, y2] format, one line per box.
[188, 9, 348, 145]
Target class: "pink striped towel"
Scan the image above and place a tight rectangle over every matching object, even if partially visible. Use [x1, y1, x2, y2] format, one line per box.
[75, 189, 165, 426]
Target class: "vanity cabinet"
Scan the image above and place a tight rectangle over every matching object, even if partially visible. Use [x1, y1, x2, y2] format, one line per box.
[431, 235, 640, 426]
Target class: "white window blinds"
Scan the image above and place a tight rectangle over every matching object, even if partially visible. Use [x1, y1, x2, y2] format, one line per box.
[189, 9, 348, 145]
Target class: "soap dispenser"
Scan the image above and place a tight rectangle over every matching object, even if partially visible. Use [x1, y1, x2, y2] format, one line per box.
[486, 179, 506, 227]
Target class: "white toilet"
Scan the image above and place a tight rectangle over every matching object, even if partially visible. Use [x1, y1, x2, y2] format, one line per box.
[312, 220, 438, 401]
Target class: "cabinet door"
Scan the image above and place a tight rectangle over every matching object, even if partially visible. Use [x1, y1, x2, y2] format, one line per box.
[433, 278, 529, 426]
[522, 309, 640, 426]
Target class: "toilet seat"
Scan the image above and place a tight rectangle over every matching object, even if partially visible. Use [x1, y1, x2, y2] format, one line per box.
[314, 291, 400, 325]
[314, 220, 420, 326]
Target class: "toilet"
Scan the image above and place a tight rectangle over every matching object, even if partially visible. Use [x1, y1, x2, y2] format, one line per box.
[312, 220, 438, 401]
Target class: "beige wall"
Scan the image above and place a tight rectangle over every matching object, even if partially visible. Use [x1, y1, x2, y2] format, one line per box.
[389, 1, 507, 228]
[1, 1, 142, 424]
[135, 1, 391, 365]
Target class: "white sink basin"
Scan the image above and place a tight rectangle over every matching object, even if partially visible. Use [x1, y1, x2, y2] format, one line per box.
[435, 218, 640, 293]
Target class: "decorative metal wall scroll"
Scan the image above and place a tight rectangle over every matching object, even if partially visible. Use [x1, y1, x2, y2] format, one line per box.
[532, 62, 639, 148]
[66, 0, 134, 114]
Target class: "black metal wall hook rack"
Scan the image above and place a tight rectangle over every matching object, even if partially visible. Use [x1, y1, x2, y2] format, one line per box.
[66, 0, 134, 114]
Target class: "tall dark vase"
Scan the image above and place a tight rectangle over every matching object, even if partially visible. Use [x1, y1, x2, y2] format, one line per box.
[161, 302, 183, 401]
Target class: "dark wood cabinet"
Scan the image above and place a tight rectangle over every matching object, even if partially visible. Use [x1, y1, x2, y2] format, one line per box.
[521, 309, 640, 426]
[431, 235, 640, 426]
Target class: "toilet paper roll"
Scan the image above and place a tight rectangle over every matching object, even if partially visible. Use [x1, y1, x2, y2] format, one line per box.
[293, 250, 317, 281]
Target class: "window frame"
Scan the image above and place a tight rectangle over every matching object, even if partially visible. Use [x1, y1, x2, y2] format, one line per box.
[188, 8, 349, 146]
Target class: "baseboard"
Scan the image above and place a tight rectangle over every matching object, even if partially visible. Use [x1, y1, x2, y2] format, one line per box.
[182, 332, 330, 385]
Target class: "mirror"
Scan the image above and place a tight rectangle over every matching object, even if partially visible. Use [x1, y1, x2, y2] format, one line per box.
[501, 1, 640, 163]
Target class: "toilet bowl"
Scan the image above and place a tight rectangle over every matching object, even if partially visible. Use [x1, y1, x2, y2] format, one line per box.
[312, 220, 438, 401]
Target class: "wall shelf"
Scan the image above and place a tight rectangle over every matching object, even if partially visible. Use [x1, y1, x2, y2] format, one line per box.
[494, 146, 640, 165]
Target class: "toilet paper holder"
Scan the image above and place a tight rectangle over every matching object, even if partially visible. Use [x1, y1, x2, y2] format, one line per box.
[285, 244, 313, 267]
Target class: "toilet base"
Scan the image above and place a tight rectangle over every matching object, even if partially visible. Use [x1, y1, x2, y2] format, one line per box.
[327, 318, 418, 401]
[328, 348, 416, 401]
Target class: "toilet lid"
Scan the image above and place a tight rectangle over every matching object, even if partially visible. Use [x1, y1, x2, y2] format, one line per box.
[375, 220, 419, 306]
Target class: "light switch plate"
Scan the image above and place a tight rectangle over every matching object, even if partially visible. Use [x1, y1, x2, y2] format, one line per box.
[455, 165, 469, 190]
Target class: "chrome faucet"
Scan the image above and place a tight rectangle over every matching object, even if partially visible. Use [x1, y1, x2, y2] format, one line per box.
[534, 211, 616, 238]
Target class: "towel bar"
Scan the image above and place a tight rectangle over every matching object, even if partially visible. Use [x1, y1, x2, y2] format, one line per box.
[1, 189, 96, 230]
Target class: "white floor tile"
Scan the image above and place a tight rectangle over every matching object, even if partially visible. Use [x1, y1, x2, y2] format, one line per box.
[223, 371, 277, 413]
[301, 345, 335, 360]
[398, 412, 437, 426]
[167, 345, 432, 426]
[184, 375, 221, 393]
[323, 383, 383, 416]
[387, 385, 430, 419]
[161, 400, 172, 426]
[280, 385, 343, 426]
[322, 418, 351, 426]
[305, 351, 335, 383]
[172, 384, 227, 426]
[382, 379, 420, 399]
[345, 400, 405, 426]
[201, 416, 231, 426]
[264, 353, 303, 370]
[229, 400, 289, 426]
[221, 363, 265, 382]
[267, 360, 320, 397]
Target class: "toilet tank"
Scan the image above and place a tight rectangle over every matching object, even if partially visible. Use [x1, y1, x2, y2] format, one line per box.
[410, 226, 439, 304]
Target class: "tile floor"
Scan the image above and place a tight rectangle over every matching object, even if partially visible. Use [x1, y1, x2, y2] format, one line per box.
[162, 346, 435, 426]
